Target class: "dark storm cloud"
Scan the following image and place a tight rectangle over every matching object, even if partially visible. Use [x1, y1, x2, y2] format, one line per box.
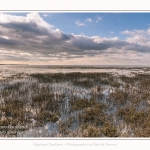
[0, 22, 48, 35]
[70, 36, 130, 50]
[123, 44, 150, 53]
[0, 22, 70, 41]
[0, 37, 18, 45]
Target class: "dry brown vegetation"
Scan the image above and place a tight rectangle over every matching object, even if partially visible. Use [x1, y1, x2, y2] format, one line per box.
[0, 70, 150, 137]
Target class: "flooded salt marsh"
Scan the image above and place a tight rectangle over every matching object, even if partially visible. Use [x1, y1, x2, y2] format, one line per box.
[1, 65, 150, 80]
[0, 65, 150, 137]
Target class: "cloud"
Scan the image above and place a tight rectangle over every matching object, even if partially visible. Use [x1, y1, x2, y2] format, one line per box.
[1, 12, 150, 65]
[85, 18, 93, 22]
[75, 20, 86, 26]
[0, 37, 18, 45]
[69, 35, 129, 51]
[110, 31, 114, 34]
[96, 16, 102, 22]
[75, 18, 93, 26]
[0, 13, 70, 51]
[121, 29, 145, 36]
[43, 14, 49, 17]
[121, 28, 150, 47]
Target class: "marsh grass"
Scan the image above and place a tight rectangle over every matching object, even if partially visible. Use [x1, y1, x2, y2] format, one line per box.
[0, 71, 150, 137]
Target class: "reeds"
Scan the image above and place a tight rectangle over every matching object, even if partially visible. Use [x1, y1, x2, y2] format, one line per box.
[0, 71, 150, 137]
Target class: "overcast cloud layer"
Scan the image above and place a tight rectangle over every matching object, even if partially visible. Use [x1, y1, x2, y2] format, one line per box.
[0, 12, 150, 65]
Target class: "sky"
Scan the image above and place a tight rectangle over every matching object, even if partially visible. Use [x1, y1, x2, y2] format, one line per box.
[0, 12, 150, 65]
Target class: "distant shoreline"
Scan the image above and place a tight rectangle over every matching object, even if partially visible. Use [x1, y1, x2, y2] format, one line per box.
[0, 64, 150, 69]
[0, 64, 28, 65]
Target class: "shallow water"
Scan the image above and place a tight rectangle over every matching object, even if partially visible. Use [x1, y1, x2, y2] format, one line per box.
[1, 65, 150, 80]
